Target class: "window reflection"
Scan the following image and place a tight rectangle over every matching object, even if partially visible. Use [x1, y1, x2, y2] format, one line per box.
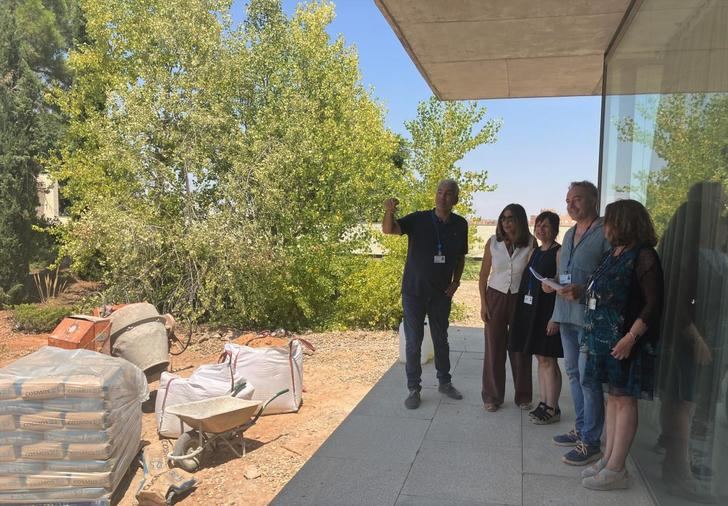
[601, 0, 728, 503]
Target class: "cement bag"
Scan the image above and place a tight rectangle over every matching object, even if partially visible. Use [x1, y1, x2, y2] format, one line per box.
[155, 362, 254, 438]
[223, 338, 314, 414]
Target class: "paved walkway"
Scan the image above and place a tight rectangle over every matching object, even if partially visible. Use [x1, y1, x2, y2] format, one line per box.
[273, 326, 655, 505]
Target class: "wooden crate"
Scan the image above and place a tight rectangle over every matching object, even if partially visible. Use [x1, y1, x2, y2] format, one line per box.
[48, 315, 111, 352]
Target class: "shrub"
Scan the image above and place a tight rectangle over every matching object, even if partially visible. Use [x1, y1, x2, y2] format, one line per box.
[12, 303, 72, 333]
[333, 239, 404, 330]
[0, 284, 25, 308]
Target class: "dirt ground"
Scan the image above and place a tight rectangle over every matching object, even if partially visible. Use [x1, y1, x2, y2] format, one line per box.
[0, 280, 482, 505]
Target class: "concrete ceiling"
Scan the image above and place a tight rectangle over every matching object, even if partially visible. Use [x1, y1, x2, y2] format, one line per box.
[374, 0, 633, 99]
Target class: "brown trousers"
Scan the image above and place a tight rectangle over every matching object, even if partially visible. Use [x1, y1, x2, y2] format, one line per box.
[482, 287, 533, 406]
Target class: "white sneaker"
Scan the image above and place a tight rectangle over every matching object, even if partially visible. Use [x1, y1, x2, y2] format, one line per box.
[582, 467, 631, 490]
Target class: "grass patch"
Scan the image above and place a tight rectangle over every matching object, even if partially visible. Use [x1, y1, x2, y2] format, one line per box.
[462, 257, 482, 281]
[12, 303, 72, 333]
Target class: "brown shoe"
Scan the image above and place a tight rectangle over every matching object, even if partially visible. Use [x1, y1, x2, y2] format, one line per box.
[484, 403, 499, 412]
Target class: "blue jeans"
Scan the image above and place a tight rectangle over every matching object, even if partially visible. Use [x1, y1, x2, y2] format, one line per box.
[402, 293, 452, 392]
[561, 322, 604, 448]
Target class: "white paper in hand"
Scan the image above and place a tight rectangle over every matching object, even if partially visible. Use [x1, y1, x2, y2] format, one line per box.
[530, 267, 564, 291]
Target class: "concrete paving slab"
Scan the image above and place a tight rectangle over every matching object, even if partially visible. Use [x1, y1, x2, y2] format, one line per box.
[449, 326, 485, 352]
[439, 377, 484, 406]
[448, 335, 468, 352]
[522, 468, 654, 506]
[402, 439, 522, 505]
[352, 384, 441, 420]
[396, 494, 502, 505]
[376, 351, 463, 389]
[316, 414, 430, 464]
[522, 434, 581, 478]
[419, 351, 463, 387]
[377, 363, 405, 386]
[452, 354, 484, 378]
[273, 455, 411, 506]
[425, 402, 521, 448]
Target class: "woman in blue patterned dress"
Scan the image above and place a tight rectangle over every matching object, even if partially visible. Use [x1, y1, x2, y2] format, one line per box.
[579, 200, 664, 491]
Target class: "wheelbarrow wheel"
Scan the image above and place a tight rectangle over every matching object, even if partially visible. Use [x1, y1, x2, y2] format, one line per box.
[172, 431, 202, 472]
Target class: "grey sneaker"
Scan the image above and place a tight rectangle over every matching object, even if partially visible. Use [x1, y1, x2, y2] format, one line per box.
[404, 390, 421, 409]
[582, 467, 631, 490]
[563, 441, 603, 466]
[438, 383, 463, 400]
[581, 457, 607, 478]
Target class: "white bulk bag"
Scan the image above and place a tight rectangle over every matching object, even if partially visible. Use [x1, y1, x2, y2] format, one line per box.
[223, 338, 314, 415]
[155, 361, 254, 438]
[398, 318, 434, 364]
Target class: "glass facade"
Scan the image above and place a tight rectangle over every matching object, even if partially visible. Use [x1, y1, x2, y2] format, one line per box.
[600, 0, 728, 503]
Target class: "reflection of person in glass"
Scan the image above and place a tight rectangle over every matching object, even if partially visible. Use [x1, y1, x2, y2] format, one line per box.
[579, 200, 664, 491]
[657, 181, 727, 502]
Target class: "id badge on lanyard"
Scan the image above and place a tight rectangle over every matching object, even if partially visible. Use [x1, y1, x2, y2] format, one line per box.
[432, 211, 446, 264]
[586, 279, 597, 310]
[559, 273, 571, 285]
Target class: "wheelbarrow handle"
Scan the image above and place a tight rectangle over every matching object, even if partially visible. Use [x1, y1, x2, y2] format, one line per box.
[262, 389, 289, 411]
[246, 389, 289, 428]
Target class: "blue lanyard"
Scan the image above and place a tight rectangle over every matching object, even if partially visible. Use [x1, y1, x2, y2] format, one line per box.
[586, 248, 626, 294]
[566, 218, 597, 272]
[431, 210, 443, 255]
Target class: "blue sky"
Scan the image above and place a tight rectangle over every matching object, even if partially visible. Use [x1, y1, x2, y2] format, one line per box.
[232, 1, 602, 219]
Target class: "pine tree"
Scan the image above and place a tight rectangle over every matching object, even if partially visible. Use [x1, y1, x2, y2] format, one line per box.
[0, 0, 78, 296]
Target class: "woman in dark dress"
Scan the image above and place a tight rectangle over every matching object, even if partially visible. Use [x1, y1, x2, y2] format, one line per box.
[579, 199, 664, 491]
[509, 211, 563, 424]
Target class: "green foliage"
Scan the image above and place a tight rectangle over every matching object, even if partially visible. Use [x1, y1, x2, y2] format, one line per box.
[461, 258, 482, 281]
[335, 248, 403, 330]
[0, 0, 79, 292]
[0, 284, 25, 308]
[12, 303, 72, 332]
[398, 96, 500, 214]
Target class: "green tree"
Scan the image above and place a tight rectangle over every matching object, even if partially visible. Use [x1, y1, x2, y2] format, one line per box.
[51, 0, 400, 327]
[0, 0, 79, 296]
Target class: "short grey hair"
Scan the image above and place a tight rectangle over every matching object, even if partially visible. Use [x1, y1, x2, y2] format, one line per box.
[438, 178, 460, 198]
[569, 180, 598, 204]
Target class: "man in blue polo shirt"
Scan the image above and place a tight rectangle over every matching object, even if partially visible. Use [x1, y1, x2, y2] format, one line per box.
[382, 179, 467, 409]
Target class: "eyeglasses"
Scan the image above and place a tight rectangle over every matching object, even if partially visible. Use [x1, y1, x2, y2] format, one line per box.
[500, 215, 514, 222]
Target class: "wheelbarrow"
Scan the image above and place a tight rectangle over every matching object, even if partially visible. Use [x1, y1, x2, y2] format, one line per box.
[166, 384, 289, 472]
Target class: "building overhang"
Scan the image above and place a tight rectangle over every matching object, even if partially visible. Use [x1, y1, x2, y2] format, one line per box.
[374, 0, 633, 99]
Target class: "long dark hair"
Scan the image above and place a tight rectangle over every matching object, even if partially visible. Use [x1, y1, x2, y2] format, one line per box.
[496, 203, 532, 248]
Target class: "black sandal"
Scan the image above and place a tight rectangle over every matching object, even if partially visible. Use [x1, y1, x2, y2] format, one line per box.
[528, 402, 547, 420]
[533, 405, 561, 425]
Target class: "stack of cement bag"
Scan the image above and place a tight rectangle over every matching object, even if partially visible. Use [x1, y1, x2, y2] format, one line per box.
[0, 346, 147, 504]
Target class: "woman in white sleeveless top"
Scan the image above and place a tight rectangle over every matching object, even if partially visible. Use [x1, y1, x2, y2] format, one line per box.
[479, 204, 536, 412]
